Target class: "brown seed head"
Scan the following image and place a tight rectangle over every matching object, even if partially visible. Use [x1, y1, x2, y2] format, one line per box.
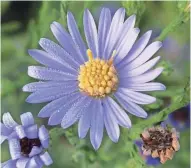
[140, 126, 180, 164]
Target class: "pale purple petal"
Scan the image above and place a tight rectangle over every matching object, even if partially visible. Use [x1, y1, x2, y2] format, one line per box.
[28, 49, 76, 74]
[23, 81, 76, 92]
[50, 21, 76, 53]
[117, 14, 136, 44]
[38, 125, 49, 149]
[20, 112, 34, 127]
[121, 41, 162, 71]
[39, 38, 80, 69]
[114, 92, 147, 118]
[38, 92, 80, 118]
[78, 100, 95, 139]
[114, 28, 140, 64]
[119, 56, 160, 77]
[8, 139, 21, 160]
[28, 66, 77, 81]
[26, 156, 43, 168]
[126, 82, 166, 91]
[84, 9, 98, 57]
[98, 8, 111, 58]
[119, 67, 164, 86]
[25, 125, 38, 139]
[50, 21, 83, 64]
[7, 131, 18, 140]
[48, 93, 82, 125]
[67, 11, 87, 62]
[90, 99, 104, 150]
[1, 122, 12, 137]
[107, 97, 131, 128]
[116, 30, 152, 68]
[39, 152, 53, 166]
[2, 160, 16, 168]
[103, 8, 125, 59]
[16, 158, 29, 168]
[2, 112, 18, 129]
[15, 125, 26, 139]
[117, 88, 156, 104]
[25, 82, 78, 103]
[61, 96, 92, 129]
[103, 99, 120, 142]
[29, 147, 42, 157]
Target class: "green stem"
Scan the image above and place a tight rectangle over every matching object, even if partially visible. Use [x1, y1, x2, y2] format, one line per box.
[155, 12, 189, 41]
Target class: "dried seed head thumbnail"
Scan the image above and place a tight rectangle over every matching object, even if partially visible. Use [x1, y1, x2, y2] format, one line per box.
[140, 126, 180, 164]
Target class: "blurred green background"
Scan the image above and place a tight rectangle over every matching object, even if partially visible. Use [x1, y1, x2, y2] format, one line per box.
[1, 1, 190, 168]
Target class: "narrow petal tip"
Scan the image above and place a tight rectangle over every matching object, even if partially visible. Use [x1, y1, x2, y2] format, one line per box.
[38, 111, 48, 118]
[152, 97, 157, 103]
[27, 66, 36, 78]
[84, 8, 90, 13]
[126, 119, 132, 128]
[161, 84, 166, 90]
[119, 7, 125, 12]
[51, 21, 57, 25]
[92, 143, 100, 151]
[48, 115, 61, 126]
[146, 30, 152, 35]
[67, 11, 73, 18]
[28, 49, 34, 56]
[25, 95, 33, 103]
[91, 134, 102, 151]
[157, 41, 163, 47]
[2, 112, 18, 129]
[130, 14, 136, 21]
[78, 134, 85, 139]
[134, 28, 140, 34]
[40, 152, 53, 166]
[157, 67, 164, 73]
[50, 21, 59, 31]
[39, 38, 46, 46]
[141, 112, 148, 118]
[112, 137, 119, 143]
[22, 84, 30, 92]
[20, 112, 34, 127]
[129, 121, 132, 128]
[61, 123, 68, 129]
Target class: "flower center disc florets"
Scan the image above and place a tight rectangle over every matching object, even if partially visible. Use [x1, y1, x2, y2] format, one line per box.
[78, 49, 118, 98]
[20, 137, 41, 157]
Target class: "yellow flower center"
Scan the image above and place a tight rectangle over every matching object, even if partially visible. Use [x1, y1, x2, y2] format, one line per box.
[78, 49, 118, 98]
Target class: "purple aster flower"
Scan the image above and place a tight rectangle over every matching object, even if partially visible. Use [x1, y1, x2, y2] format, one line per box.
[165, 104, 190, 131]
[1, 112, 53, 167]
[23, 8, 165, 150]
